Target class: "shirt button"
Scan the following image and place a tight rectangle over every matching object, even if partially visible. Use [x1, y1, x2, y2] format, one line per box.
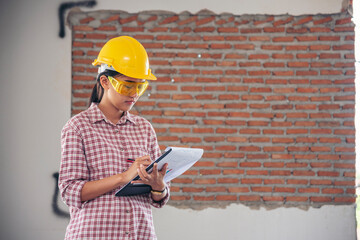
[114, 129, 119, 133]
[126, 210, 130, 213]
[125, 231, 129, 235]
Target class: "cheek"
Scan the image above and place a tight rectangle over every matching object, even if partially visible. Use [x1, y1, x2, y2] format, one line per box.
[108, 87, 122, 99]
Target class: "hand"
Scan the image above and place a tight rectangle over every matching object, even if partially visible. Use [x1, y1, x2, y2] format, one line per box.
[124, 156, 152, 182]
[132, 163, 168, 191]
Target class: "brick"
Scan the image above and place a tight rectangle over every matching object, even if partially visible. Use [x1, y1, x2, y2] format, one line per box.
[234, 44, 255, 50]
[194, 27, 216, 33]
[272, 53, 293, 59]
[206, 186, 227, 192]
[261, 45, 283, 50]
[73, 41, 93, 48]
[223, 169, 245, 175]
[122, 27, 145, 32]
[179, 35, 201, 42]
[297, 53, 317, 59]
[249, 36, 270, 41]
[170, 196, 191, 201]
[275, 187, 296, 193]
[216, 195, 238, 201]
[293, 16, 313, 25]
[159, 15, 179, 25]
[273, 36, 294, 42]
[249, 54, 269, 60]
[218, 178, 239, 184]
[263, 196, 284, 202]
[285, 45, 309, 51]
[310, 45, 331, 50]
[254, 16, 274, 25]
[334, 197, 355, 203]
[334, 27, 354, 32]
[293, 170, 316, 176]
[240, 28, 262, 33]
[318, 171, 340, 177]
[310, 27, 331, 32]
[252, 187, 272, 192]
[217, 162, 238, 168]
[73, 25, 94, 31]
[85, 33, 107, 39]
[228, 187, 249, 193]
[287, 196, 308, 202]
[313, 16, 332, 25]
[273, 16, 293, 27]
[333, 44, 354, 50]
[239, 195, 261, 202]
[287, 28, 308, 34]
[224, 152, 245, 158]
[177, 16, 198, 25]
[97, 25, 117, 31]
[218, 27, 239, 33]
[200, 169, 222, 175]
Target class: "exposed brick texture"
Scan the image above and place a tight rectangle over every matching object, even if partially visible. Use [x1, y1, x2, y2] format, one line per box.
[69, 10, 355, 208]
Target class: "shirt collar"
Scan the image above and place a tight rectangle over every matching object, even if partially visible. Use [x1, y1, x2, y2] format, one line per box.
[88, 103, 137, 126]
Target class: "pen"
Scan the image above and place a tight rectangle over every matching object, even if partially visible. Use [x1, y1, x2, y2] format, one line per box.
[126, 158, 135, 163]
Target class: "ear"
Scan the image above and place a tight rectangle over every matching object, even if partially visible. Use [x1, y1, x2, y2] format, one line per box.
[99, 75, 110, 90]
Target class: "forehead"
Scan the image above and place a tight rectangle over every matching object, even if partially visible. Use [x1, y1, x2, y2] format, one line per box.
[115, 75, 145, 83]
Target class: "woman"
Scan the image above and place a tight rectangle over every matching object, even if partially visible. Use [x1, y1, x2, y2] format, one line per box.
[59, 36, 170, 239]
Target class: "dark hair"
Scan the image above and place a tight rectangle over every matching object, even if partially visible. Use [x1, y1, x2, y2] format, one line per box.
[89, 70, 122, 106]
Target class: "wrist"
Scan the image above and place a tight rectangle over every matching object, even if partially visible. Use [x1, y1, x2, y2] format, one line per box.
[118, 171, 131, 187]
[151, 182, 166, 192]
[151, 187, 166, 193]
[151, 187, 167, 197]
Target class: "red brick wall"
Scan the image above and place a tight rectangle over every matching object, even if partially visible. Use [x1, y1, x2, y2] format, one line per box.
[69, 10, 355, 207]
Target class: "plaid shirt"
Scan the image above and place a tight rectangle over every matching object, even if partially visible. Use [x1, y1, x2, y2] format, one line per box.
[59, 103, 169, 240]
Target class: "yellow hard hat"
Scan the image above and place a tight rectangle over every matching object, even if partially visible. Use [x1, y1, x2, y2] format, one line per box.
[92, 36, 156, 80]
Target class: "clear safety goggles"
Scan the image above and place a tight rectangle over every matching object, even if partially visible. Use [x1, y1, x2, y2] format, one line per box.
[108, 76, 149, 97]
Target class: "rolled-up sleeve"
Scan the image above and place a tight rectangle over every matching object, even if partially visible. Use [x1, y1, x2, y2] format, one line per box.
[58, 123, 89, 209]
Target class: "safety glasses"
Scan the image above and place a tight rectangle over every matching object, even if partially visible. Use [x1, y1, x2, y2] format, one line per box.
[108, 76, 149, 97]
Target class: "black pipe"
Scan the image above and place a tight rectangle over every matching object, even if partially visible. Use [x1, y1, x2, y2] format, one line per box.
[58, 0, 97, 38]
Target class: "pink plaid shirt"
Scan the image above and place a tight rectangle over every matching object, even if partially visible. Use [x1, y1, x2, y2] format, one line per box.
[59, 103, 169, 240]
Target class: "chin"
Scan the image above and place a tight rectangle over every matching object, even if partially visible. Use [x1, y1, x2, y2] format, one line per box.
[119, 104, 134, 112]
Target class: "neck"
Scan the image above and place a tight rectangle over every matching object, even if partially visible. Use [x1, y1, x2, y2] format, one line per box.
[98, 100, 124, 124]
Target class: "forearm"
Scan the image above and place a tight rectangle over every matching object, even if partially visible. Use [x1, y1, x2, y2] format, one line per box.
[81, 173, 128, 202]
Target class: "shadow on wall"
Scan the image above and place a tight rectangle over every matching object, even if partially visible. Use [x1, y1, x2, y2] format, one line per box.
[52, 172, 70, 218]
[58, 0, 96, 38]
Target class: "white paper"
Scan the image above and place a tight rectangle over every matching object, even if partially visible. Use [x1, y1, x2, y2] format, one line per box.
[155, 147, 204, 182]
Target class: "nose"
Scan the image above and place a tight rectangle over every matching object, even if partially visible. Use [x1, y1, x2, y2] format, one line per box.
[128, 89, 139, 98]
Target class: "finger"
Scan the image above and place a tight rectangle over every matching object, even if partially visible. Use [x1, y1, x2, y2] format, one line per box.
[136, 156, 152, 167]
[137, 168, 147, 181]
[136, 155, 151, 162]
[142, 159, 152, 166]
[152, 163, 158, 175]
[159, 163, 168, 175]
[138, 164, 150, 181]
[131, 180, 145, 184]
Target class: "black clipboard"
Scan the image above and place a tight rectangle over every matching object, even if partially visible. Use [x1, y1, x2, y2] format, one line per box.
[115, 148, 172, 197]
